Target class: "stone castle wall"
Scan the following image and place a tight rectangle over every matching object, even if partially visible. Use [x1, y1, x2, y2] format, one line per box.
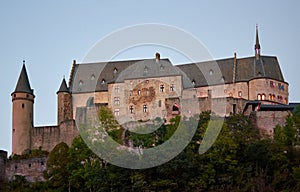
[31, 120, 79, 152]
[5, 156, 48, 182]
[251, 110, 292, 137]
[0, 150, 8, 182]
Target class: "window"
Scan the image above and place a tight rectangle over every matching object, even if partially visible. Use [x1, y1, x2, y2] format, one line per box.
[172, 103, 179, 111]
[26, 94, 29, 98]
[221, 76, 225, 82]
[114, 97, 120, 105]
[270, 81, 274, 88]
[129, 90, 133, 96]
[262, 94, 266, 100]
[79, 80, 83, 86]
[129, 106, 134, 114]
[114, 109, 120, 116]
[238, 91, 242, 97]
[257, 94, 261, 100]
[115, 86, 119, 93]
[113, 68, 118, 74]
[233, 104, 236, 115]
[209, 69, 214, 75]
[158, 100, 162, 107]
[138, 90, 141, 96]
[22, 103, 25, 109]
[160, 84, 164, 92]
[146, 90, 149, 96]
[192, 80, 196, 86]
[91, 74, 95, 80]
[143, 105, 148, 113]
[160, 64, 164, 71]
[101, 79, 106, 84]
[269, 94, 272, 100]
[278, 83, 281, 90]
[170, 84, 174, 91]
[144, 66, 148, 74]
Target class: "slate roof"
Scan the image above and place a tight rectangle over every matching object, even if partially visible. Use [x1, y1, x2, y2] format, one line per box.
[69, 55, 286, 93]
[57, 78, 69, 94]
[13, 64, 34, 95]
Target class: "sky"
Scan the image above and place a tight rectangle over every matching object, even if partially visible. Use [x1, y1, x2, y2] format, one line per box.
[0, 1, 299, 154]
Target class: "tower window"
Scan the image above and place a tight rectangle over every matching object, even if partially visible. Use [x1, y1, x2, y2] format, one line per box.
[143, 105, 148, 113]
[26, 94, 29, 98]
[22, 103, 25, 109]
[160, 84, 164, 92]
[129, 106, 134, 114]
[138, 90, 141, 96]
[238, 91, 242, 97]
[14, 94, 16, 98]
[158, 100, 162, 107]
[170, 84, 174, 91]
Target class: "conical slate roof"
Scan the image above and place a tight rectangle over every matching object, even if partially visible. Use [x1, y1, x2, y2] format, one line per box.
[57, 78, 69, 94]
[13, 64, 34, 95]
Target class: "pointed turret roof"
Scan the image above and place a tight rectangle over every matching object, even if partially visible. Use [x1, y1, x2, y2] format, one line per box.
[255, 25, 261, 50]
[13, 63, 34, 95]
[57, 78, 69, 94]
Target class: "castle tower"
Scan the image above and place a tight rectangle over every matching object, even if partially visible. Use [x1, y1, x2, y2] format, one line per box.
[11, 63, 35, 155]
[57, 78, 73, 124]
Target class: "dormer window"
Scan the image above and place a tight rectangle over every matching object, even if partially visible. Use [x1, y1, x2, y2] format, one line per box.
[221, 76, 225, 82]
[209, 69, 214, 75]
[192, 80, 196, 86]
[91, 74, 95, 80]
[160, 64, 164, 71]
[79, 80, 83, 86]
[113, 68, 118, 74]
[101, 79, 106, 84]
[144, 66, 148, 74]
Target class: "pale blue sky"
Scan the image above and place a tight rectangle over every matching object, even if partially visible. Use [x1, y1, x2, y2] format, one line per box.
[0, 1, 299, 154]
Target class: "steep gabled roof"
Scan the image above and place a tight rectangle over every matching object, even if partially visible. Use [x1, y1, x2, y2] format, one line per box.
[57, 78, 69, 94]
[13, 64, 34, 95]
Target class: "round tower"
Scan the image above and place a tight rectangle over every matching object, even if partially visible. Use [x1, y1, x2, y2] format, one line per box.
[57, 78, 73, 124]
[11, 63, 35, 155]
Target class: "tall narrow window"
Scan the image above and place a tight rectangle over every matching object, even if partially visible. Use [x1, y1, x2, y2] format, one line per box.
[129, 90, 133, 96]
[22, 103, 25, 109]
[138, 90, 141, 96]
[238, 91, 242, 97]
[192, 80, 196, 86]
[143, 105, 147, 113]
[158, 100, 162, 107]
[129, 106, 134, 114]
[262, 94, 266, 100]
[160, 84, 164, 92]
[170, 84, 174, 91]
[233, 104, 236, 115]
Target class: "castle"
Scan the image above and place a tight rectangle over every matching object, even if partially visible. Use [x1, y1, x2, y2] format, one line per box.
[0, 27, 294, 182]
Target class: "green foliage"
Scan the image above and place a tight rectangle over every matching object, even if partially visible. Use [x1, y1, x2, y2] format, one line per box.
[14, 111, 300, 191]
[44, 142, 69, 192]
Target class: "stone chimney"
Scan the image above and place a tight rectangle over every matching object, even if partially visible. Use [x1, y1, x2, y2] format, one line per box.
[155, 52, 160, 63]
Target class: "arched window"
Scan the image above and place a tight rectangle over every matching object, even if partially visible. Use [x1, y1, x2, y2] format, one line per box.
[262, 94, 266, 100]
[257, 94, 261, 100]
[172, 103, 179, 111]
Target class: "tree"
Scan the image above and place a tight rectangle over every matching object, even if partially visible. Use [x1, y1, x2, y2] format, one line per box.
[44, 142, 69, 192]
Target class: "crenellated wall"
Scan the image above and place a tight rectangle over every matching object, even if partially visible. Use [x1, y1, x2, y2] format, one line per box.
[31, 120, 78, 152]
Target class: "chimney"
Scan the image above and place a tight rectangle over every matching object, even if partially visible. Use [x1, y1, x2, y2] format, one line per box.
[155, 52, 160, 63]
[232, 52, 237, 83]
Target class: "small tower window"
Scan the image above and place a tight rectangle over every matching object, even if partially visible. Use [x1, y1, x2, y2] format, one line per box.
[14, 94, 16, 98]
[170, 84, 174, 91]
[129, 106, 134, 114]
[143, 105, 148, 113]
[238, 91, 242, 97]
[22, 103, 25, 109]
[158, 100, 162, 107]
[138, 90, 141, 96]
[26, 94, 29, 98]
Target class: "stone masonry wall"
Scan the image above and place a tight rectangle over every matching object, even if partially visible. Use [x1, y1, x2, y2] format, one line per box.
[5, 156, 48, 182]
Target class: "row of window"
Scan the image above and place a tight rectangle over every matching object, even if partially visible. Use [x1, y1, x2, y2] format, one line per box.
[257, 93, 287, 103]
[270, 81, 285, 91]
